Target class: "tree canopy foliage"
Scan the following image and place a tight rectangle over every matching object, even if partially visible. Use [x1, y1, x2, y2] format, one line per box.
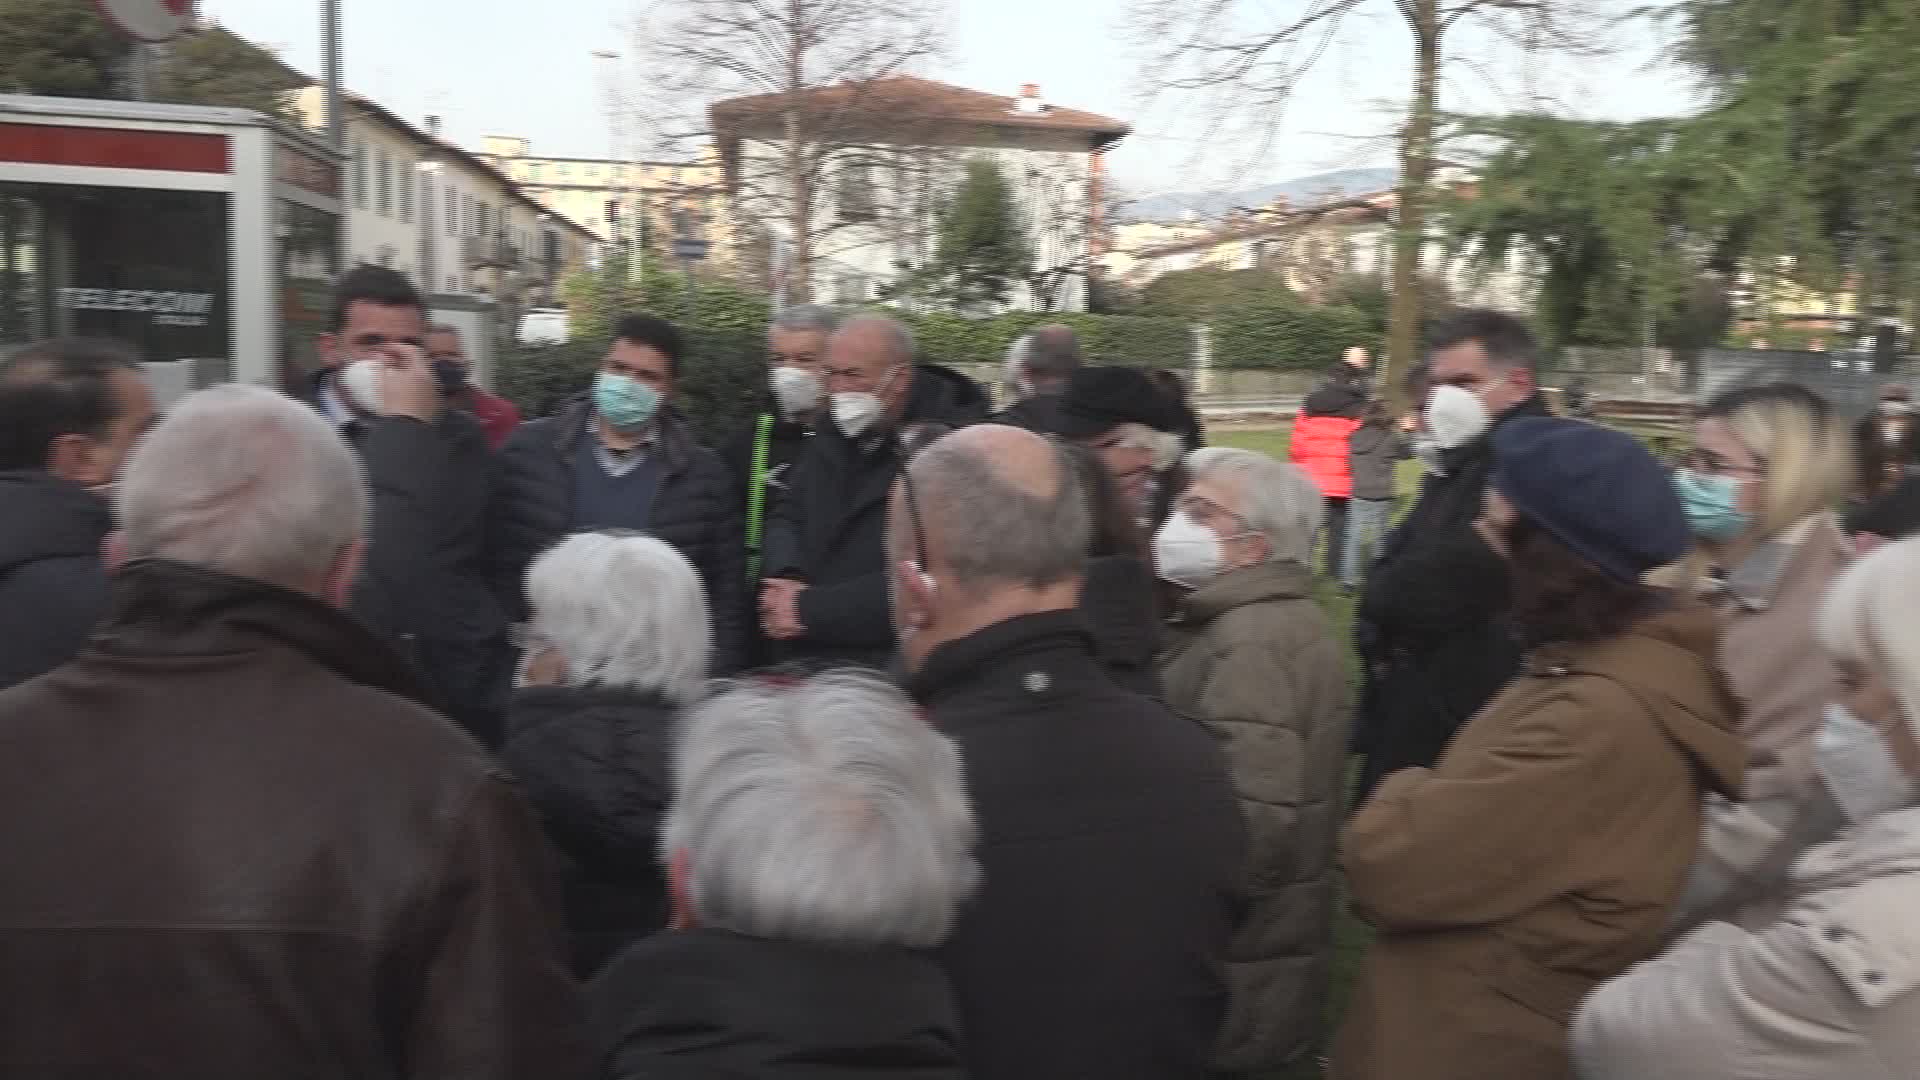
[927, 159, 1031, 311]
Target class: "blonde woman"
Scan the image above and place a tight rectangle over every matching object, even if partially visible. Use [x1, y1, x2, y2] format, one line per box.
[1669, 382, 1854, 927]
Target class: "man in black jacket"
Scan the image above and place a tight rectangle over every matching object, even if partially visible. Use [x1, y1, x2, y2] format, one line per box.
[721, 304, 839, 670]
[759, 315, 988, 669]
[493, 314, 746, 673]
[991, 323, 1081, 434]
[895, 424, 1244, 1079]
[0, 338, 156, 690]
[1352, 309, 1552, 805]
[313, 266, 510, 747]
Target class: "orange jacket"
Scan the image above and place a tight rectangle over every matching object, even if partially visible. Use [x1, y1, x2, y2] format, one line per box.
[1290, 414, 1361, 499]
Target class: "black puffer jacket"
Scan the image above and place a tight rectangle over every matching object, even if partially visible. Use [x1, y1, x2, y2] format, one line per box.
[491, 399, 746, 674]
[501, 683, 677, 979]
[761, 364, 988, 670]
[1083, 555, 1165, 699]
[343, 411, 512, 749]
[0, 471, 112, 691]
[1351, 394, 1550, 804]
[591, 929, 967, 1080]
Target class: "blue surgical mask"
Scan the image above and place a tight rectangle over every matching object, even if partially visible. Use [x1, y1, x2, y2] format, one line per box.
[593, 371, 660, 432]
[1672, 468, 1753, 542]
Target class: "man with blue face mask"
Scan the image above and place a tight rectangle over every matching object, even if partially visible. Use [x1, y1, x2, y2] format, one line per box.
[492, 314, 747, 673]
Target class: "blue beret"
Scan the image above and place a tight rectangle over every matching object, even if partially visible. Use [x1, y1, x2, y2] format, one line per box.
[1491, 417, 1689, 583]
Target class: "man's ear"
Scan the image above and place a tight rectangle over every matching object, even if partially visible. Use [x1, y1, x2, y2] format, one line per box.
[317, 332, 340, 370]
[320, 538, 366, 610]
[102, 531, 129, 573]
[668, 847, 698, 931]
[895, 559, 936, 630]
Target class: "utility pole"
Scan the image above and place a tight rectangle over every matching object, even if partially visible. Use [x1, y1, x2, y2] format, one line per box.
[323, 0, 344, 152]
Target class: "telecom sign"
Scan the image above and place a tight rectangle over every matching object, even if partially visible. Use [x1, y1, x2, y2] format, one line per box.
[94, 0, 196, 43]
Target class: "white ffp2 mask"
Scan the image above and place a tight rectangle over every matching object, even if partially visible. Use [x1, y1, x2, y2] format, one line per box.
[771, 365, 824, 418]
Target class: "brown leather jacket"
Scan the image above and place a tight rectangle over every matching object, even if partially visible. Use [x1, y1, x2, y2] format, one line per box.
[0, 559, 590, 1079]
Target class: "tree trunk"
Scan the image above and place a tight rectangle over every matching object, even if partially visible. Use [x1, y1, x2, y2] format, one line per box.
[1387, 0, 1441, 414]
[784, 0, 814, 304]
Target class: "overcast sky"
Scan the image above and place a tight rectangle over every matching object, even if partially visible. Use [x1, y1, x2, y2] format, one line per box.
[202, 0, 1700, 201]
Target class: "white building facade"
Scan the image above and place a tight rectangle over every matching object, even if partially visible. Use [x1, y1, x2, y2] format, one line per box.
[712, 78, 1128, 312]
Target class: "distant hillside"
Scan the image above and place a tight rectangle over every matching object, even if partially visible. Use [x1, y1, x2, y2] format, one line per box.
[1124, 168, 1399, 223]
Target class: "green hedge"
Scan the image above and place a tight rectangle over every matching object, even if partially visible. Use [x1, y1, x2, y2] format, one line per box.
[1211, 300, 1382, 371]
[899, 311, 1193, 369]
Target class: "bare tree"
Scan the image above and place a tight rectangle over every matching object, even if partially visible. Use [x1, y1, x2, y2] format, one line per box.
[630, 0, 947, 304]
[1129, 0, 1610, 406]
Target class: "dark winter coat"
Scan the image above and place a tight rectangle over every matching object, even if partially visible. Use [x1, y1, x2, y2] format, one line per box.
[343, 411, 513, 749]
[591, 928, 967, 1080]
[991, 390, 1068, 435]
[0, 471, 112, 691]
[722, 411, 816, 670]
[492, 398, 747, 674]
[1351, 394, 1551, 804]
[1348, 419, 1410, 503]
[1084, 554, 1166, 699]
[910, 611, 1245, 1079]
[762, 364, 988, 670]
[0, 559, 589, 1078]
[1158, 560, 1352, 1072]
[501, 684, 678, 979]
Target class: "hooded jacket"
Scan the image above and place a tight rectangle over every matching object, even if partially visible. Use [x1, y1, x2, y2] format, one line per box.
[1330, 602, 1744, 1080]
[1573, 804, 1920, 1080]
[1157, 560, 1352, 1072]
[1290, 382, 1368, 501]
[761, 364, 987, 669]
[0, 471, 112, 691]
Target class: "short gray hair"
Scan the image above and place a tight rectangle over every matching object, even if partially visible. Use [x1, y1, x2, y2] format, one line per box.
[769, 304, 841, 337]
[835, 314, 917, 367]
[1024, 324, 1082, 381]
[525, 531, 711, 705]
[1817, 538, 1920, 739]
[907, 433, 1090, 589]
[664, 671, 979, 948]
[118, 384, 366, 587]
[1186, 447, 1322, 565]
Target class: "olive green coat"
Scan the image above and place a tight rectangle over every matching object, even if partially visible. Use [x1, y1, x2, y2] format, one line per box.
[1158, 560, 1353, 1072]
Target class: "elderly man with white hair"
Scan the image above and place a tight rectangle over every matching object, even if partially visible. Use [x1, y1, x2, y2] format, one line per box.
[0, 385, 588, 1078]
[894, 424, 1244, 1078]
[589, 671, 976, 1079]
[1154, 448, 1352, 1074]
[502, 530, 713, 978]
[1573, 537, 1920, 1079]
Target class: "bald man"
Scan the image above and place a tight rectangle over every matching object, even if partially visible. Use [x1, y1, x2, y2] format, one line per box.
[758, 315, 988, 669]
[895, 425, 1244, 1080]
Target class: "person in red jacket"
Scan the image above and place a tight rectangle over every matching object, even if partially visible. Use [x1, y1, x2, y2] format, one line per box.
[1291, 372, 1366, 577]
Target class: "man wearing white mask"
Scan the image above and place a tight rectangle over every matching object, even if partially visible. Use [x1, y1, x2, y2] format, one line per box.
[722, 305, 839, 668]
[493, 313, 747, 673]
[759, 314, 988, 668]
[1351, 309, 1551, 806]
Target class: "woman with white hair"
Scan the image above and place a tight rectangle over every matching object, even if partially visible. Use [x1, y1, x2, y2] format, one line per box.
[590, 671, 976, 1079]
[1573, 538, 1920, 1079]
[1154, 448, 1352, 1073]
[499, 530, 711, 978]
[1671, 383, 1855, 926]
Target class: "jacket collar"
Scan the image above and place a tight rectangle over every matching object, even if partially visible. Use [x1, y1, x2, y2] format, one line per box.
[1168, 559, 1313, 627]
[1701, 512, 1848, 612]
[1791, 806, 1920, 1007]
[91, 559, 431, 706]
[906, 610, 1094, 707]
[550, 394, 693, 475]
[0, 469, 112, 572]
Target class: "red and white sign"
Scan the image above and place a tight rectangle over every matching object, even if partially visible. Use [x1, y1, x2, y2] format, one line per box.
[93, 0, 196, 43]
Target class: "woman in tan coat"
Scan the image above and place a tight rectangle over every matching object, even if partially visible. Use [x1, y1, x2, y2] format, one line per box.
[1668, 384, 1853, 927]
[1574, 538, 1920, 1080]
[1154, 449, 1350, 1073]
[1330, 418, 1744, 1080]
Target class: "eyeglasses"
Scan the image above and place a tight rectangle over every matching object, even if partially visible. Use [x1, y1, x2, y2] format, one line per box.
[1680, 446, 1766, 479]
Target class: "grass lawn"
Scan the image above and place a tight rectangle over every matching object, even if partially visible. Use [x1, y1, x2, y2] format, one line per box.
[1207, 424, 1383, 1080]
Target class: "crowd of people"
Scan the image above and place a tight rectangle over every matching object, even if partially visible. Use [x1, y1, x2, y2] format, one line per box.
[2, 259, 1920, 1078]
